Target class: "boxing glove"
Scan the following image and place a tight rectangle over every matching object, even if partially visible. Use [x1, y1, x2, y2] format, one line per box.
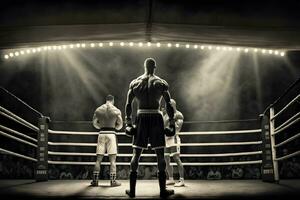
[125, 124, 137, 137]
[165, 119, 176, 137]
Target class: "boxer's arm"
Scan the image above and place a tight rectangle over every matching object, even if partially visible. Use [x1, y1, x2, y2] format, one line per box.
[162, 90, 175, 121]
[115, 110, 123, 130]
[92, 112, 101, 129]
[125, 87, 135, 125]
[175, 112, 184, 132]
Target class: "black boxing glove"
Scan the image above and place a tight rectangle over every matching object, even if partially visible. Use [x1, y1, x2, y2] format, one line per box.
[125, 124, 137, 137]
[165, 119, 176, 137]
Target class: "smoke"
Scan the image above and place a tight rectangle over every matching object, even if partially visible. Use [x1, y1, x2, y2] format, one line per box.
[178, 51, 241, 121]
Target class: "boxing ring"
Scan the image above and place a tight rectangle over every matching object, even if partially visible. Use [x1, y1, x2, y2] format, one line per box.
[0, 79, 299, 198]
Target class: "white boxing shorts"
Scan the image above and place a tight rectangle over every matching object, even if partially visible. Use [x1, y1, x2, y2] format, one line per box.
[165, 135, 181, 156]
[96, 131, 118, 155]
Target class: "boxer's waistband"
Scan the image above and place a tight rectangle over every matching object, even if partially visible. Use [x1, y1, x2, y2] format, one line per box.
[99, 127, 116, 134]
[137, 109, 162, 115]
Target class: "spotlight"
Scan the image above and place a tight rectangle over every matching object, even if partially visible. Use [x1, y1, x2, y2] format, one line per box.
[14, 52, 19, 56]
[120, 42, 124, 46]
[69, 44, 74, 48]
[268, 50, 273, 54]
[222, 47, 227, 51]
[208, 46, 212, 50]
[200, 45, 204, 49]
[262, 49, 266, 54]
[90, 43, 95, 47]
[37, 47, 41, 52]
[138, 42, 143, 47]
[47, 46, 52, 50]
[228, 47, 233, 51]
[254, 48, 258, 52]
[62, 45, 67, 49]
[175, 43, 179, 48]
[32, 48, 37, 53]
[280, 52, 285, 56]
[244, 48, 249, 53]
[20, 50, 24, 55]
[185, 44, 190, 48]
[26, 49, 31, 54]
[147, 42, 151, 47]
[167, 43, 172, 47]
[57, 46, 62, 50]
[274, 50, 279, 55]
[81, 43, 86, 48]
[53, 46, 57, 50]
[9, 53, 14, 57]
[4, 55, 9, 59]
[129, 42, 134, 46]
[98, 43, 103, 47]
[109, 42, 114, 46]
[236, 47, 241, 51]
[194, 45, 198, 49]
[43, 46, 48, 50]
[156, 43, 161, 47]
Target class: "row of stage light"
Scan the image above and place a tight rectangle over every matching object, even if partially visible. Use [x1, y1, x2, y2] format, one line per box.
[3, 41, 285, 60]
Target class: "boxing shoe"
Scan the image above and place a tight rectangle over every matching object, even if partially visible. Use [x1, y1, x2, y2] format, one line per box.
[166, 178, 175, 185]
[126, 171, 137, 197]
[110, 180, 121, 187]
[174, 178, 185, 187]
[90, 180, 98, 187]
[158, 171, 174, 198]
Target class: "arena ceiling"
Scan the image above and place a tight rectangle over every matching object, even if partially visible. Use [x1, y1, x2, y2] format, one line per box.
[1, 0, 300, 50]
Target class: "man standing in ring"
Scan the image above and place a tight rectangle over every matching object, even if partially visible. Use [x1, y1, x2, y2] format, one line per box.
[91, 95, 123, 187]
[124, 58, 176, 198]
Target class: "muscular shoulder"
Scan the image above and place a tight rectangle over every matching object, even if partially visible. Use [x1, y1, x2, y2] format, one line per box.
[153, 76, 169, 91]
[175, 111, 184, 120]
[129, 76, 144, 89]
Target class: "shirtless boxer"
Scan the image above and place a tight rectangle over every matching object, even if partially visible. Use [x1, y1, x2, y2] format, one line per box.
[163, 99, 185, 187]
[91, 95, 123, 187]
[125, 58, 176, 198]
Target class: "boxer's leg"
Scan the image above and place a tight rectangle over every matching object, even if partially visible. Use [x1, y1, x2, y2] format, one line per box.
[173, 153, 185, 187]
[165, 154, 175, 185]
[109, 154, 121, 186]
[91, 154, 103, 186]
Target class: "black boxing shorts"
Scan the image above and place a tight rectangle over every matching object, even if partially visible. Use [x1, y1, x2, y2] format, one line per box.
[133, 109, 165, 149]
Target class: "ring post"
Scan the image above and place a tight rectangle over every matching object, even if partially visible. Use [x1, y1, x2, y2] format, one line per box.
[35, 116, 50, 182]
[260, 109, 278, 183]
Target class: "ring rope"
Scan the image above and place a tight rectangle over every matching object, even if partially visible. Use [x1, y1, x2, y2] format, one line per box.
[48, 129, 262, 136]
[0, 106, 39, 132]
[0, 130, 37, 147]
[275, 150, 300, 161]
[274, 112, 300, 132]
[0, 147, 37, 162]
[48, 151, 262, 157]
[48, 141, 262, 147]
[273, 116, 300, 135]
[48, 160, 262, 166]
[0, 124, 37, 142]
[0, 87, 43, 117]
[274, 132, 300, 148]
[271, 94, 300, 121]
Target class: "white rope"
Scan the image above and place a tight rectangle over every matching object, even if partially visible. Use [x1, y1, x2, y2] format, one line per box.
[48, 129, 262, 136]
[0, 124, 37, 142]
[48, 141, 262, 147]
[274, 112, 300, 132]
[271, 94, 300, 121]
[277, 113, 300, 132]
[48, 151, 262, 157]
[275, 132, 300, 148]
[48, 160, 262, 166]
[0, 106, 39, 132]
[0, 147, 37, 162]
[0, 130, 37, 147]
[276, 150, 300, 161]
[273, 116, 300, 135]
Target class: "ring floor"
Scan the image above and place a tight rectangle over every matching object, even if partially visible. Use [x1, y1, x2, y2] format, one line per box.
[0, 179, 300, 199]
